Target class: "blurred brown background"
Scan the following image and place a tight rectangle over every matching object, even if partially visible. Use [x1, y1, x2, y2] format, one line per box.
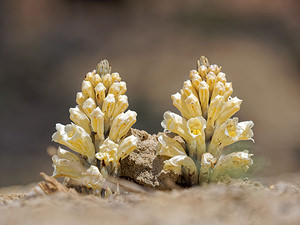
[0, 0, 299, 187]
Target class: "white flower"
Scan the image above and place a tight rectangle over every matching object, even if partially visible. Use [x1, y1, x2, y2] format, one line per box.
[185, 94, 202, 118]
[81, 165, 105, 189]
[157, 133, 187, 157]
[211, 81, 225, 101]
[186, 117, 206, 159]
[164, 155, 198, 185]
[95, 138, 119, 165]
[76, 92, 87, 108]
[102, 74, 112, 89]
[199, 153, 216, 183]
[109, 110, 137, 142]
[94, 82, 106, 107]
[224, 82, 233, 100]
[182, 80, 198, 98]
[171, 92, 191, 119]
[215, 97, 242, 127]
[206, 72, 216, 94]
[52, 147, 85, 179]
[209, 118, 254, 158]
[69, 105, 91, 134]
[161, 111, 190, 141]
[205, 95, 225, 139]
[157, 133, 198, 185]
[189, 70, 202, 91]
[108, 81, 127, 96]
[111, 72, 121, 83]
[82, 97, 97, 119]
[82, 80, 95, 99]
[198, 81, 209, 118]
[111, 95, 129, 118]
[52, 123, 95, 162]
[95, 135, 138, 166]
[90, 107, 105, 142]
[118, 135, 138, 160]
[102, 94, 116, 119]
[210, 150, 253, 181]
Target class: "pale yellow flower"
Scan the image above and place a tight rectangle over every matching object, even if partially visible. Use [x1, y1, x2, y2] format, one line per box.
[159, 56, 254, 184]
[69, 105, 91, 134]
[52, 123, 95, 162]
[52, 59, 138, 191]
[210, 150, 253, 181]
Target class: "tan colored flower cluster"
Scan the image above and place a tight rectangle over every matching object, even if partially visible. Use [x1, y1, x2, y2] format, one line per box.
[52, 60, 137, 190]
[157, 56, 254, 184]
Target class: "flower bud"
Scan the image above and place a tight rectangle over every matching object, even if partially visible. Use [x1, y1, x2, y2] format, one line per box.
[90, 107, 105, 141]
[112, 95, 129, 118]
[198, 81, 209, 118]
[76, 92, 87, 108]
[185, 93, 202, 118]
[102, 94, 116, 119]
[94, 82, 106, 107]
[69, 105, 91, 134]
[109, 110, 137, 142]
[82, 97, 97, 119]
[52, 123, 95, 162]
[82, 80, 95, 99]
[215, 97, 242, 127]
[118, 135, 138, 160]
[157, 133, 186, 157]
[108, 81, 127, 96]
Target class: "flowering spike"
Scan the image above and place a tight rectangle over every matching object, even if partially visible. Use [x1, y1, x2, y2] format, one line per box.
[159, 56, 254, 185]
[51, 59, 137, 193]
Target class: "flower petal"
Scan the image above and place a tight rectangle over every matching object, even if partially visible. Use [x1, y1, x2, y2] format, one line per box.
[156, 133, 187, 157]
[215, 97, 242, 127]
[90, 107, 105, 141]
[109, 110, 137, 142]
[118, 135, 138, 160]
[69, 105, 91, 134]
[52, 123, 95, 162]
[199, 152, 216, 183]
[82, 80, 95, 99]
[163, 155, 198, 185]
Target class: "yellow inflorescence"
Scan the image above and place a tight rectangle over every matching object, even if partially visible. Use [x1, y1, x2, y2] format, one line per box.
[157, 56, 254, 184]
[52, 60, 138, 191]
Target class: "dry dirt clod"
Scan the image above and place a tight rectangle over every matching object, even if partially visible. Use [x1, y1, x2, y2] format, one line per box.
[120, 129, 179, 190]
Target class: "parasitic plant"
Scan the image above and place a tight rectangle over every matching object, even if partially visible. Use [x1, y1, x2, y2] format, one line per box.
[157, 56, 254, 185]
[52, 60, 138, 191]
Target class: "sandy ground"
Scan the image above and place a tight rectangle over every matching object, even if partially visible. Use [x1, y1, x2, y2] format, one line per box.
[1, 173, 300, 225]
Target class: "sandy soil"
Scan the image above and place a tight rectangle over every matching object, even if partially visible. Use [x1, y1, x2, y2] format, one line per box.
[1, 174, 300, 225]
[1, 129, 299, 225]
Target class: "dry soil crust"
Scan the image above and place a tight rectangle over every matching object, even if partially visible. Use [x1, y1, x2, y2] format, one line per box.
[120, 129, 179, 190]
[1, 179, 300, 225]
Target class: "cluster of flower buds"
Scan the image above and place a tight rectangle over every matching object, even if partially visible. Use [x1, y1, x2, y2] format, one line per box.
[52, 60, 138, 190]
[157, 56, 254, 184]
